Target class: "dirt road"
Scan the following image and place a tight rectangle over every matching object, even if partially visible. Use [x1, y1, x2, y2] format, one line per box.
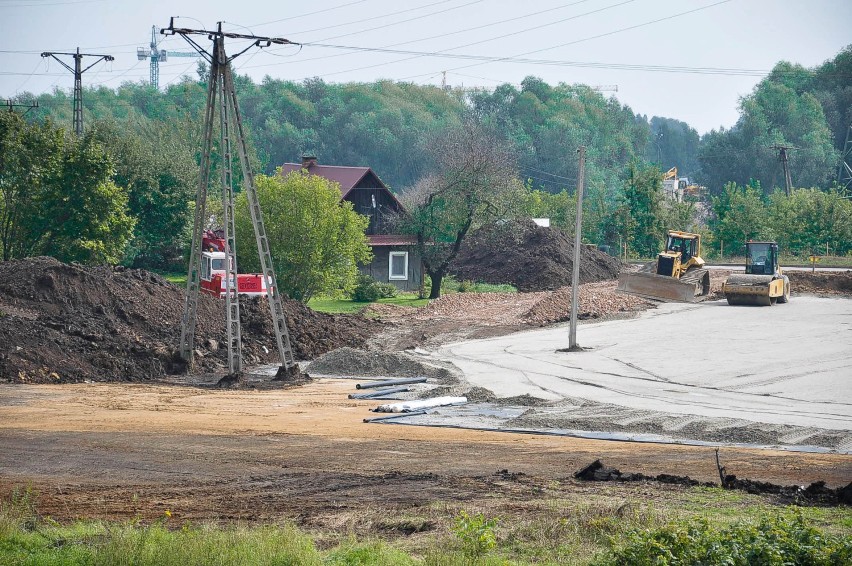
[1, 381, 849, 527]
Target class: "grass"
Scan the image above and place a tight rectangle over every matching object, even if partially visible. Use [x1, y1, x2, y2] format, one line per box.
[3, 486, 850, 566]
[309, 294, 429, 314]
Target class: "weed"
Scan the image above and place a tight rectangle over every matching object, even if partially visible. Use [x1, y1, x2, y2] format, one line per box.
[452, 511, 498, 559]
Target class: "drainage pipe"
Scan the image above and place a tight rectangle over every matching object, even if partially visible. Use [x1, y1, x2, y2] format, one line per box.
[355, 377, 427, 389]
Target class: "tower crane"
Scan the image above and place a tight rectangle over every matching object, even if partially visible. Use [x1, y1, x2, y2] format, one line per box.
[137, 25, 200, 89]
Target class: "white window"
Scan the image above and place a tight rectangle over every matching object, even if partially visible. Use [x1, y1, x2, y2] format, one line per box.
[389, 251, 408, 280]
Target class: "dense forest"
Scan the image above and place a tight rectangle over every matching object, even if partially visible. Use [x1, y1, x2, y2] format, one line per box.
[2, 45, 850, 270]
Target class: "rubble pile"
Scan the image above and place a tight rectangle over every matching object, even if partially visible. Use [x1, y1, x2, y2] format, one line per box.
[0, 257, 378, 383]
[450, 219, 623, 291]
[523, 281, 652, 325]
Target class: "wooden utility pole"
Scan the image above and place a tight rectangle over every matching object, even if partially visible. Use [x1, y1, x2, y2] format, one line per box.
[770, 144, 794, 196]
[41, 48, 113, 136]
[568, 146, 586, 351]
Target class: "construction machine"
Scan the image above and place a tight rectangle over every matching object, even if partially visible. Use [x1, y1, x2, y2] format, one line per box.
[199, 229, 272, 298]
[616, 230, 711, 302]
[723, 241, 790, 306]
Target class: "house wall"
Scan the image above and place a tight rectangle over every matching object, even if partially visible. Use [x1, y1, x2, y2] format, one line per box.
[359, 246, 422, 292]
[345, 188, 401, 235]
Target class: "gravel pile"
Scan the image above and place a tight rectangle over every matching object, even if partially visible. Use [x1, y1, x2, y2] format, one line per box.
[450, 219, 623, 291]
[523, 281, 652, 325]
[0, 257, 378, 383]
[307, 347, 454, 381]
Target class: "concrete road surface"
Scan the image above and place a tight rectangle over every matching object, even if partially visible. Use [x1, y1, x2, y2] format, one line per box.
[435, 297, 852, 448]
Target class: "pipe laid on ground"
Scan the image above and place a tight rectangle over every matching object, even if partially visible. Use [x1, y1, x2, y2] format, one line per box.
[373, 396, 467, 413]
[348, 386, 410, 399]
[363, 410, 428, 423]
[355, 377, 427, 390]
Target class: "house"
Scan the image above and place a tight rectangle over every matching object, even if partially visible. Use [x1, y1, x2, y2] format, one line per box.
[279, 156, 423, 292]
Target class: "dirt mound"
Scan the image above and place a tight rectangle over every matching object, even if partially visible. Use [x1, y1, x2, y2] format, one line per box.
[787, 270, 852, 296]
[523, 281, 652, 324]
[450, 219, 623, 292]
[0, 257, 378, 383]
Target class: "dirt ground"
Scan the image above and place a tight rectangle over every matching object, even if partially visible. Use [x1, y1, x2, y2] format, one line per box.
[1, 380, 849, 530]
[2, 269, 851, 534]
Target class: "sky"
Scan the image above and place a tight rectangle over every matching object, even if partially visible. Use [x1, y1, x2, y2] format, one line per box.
[1, 0, 850, 134]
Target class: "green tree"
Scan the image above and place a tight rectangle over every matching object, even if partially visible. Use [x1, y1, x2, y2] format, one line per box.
[769, 188, 852, 257]
[621, 162, 666, 257]
[89, 121, 196, 269]
[0, 114, 134, 264]
[712, 182, 770, 255]
[399, 119, 522, 299]
[233, 170, 371, 302]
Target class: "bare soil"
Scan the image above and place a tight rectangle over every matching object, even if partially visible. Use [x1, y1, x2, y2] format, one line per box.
[0, 257, 378, 383]
[1, 381, 849, 529]
[450, 219, 623, 291]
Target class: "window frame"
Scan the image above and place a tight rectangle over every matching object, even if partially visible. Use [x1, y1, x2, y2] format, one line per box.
[388, 251, 409, 281]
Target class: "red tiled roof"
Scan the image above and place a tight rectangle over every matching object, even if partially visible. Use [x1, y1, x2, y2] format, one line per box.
[280, 163, 372, 197]
[367, 234, 418, 246]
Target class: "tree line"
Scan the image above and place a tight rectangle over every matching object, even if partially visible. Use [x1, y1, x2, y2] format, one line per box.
[1, 45, 849, 297]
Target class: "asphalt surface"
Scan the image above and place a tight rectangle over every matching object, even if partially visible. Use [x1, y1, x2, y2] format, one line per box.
[436, 297, 852, 434]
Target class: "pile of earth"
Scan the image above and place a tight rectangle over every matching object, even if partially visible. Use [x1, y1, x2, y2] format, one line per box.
[450, 219, 623, 292]
[0, 257, 379, 384]
[787, 270, 852, 296]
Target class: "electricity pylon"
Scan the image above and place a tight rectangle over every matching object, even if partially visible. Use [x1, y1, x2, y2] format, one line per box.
[41, 48, 113, 135]
[163, 18, 298, 378]
[137, 25, 200, 89]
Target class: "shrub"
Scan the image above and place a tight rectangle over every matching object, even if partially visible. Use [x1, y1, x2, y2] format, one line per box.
[453, 511, 498, 559]
[598, 510, 851, 566]
[350, 274, 397, 302]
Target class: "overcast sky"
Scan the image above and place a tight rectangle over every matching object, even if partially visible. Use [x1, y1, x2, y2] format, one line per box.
[1, 0, 849, 134]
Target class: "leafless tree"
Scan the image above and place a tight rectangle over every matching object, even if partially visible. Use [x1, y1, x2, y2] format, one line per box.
[398, 118, 521, 299]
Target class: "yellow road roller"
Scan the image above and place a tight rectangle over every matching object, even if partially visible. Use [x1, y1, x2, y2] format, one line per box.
[723, 241, 790, 306]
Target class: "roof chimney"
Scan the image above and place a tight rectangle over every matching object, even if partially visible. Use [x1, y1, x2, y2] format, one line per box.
[301, 155, 317, 169]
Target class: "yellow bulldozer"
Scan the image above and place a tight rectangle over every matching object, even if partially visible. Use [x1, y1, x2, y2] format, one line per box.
[723, 241, 790, 306]
[616, 230, 711, 302]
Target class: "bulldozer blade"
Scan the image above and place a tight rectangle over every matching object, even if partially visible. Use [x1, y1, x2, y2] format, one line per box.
[723, 274, 775, 306]
[616, 271, 703, 303]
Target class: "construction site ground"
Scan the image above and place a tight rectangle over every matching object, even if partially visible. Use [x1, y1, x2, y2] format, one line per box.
[1, 269, 851, 543]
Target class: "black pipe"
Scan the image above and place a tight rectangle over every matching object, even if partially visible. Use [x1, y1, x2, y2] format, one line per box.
[363, 410, 428, 423]
[348, 386, 410, 399]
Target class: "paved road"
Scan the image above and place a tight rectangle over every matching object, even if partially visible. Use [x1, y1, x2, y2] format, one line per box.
[437, 297, 852, 433]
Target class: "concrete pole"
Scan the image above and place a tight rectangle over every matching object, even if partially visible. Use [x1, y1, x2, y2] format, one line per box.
[569, 146, 586, 351]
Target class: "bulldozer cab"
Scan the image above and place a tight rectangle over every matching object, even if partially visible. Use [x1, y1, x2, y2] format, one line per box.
[745, 242, 778, 276]
[665, 233, 697, 263]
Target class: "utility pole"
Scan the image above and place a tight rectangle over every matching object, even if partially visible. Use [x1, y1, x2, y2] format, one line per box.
[163, 18, 299, 378]
[41, 48, 113, 136]
[770, 144, 794, 196]
[568, 146, 586, 352]
[3, 100, 39, 114]
[837, 123, 852, 193]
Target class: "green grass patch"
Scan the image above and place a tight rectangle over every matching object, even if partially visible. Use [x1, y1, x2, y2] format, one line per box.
[3, 486, 850, 566]
[309, 294, 429, 314]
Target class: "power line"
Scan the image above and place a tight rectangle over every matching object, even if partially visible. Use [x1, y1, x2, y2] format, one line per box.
[250, 0, 597, 69]
[0, 0, 105, 7]
[398, 0, 734, 81]
[247, 0, 368, 28]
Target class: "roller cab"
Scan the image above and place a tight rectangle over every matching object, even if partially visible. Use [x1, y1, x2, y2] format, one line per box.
[723, 241, 790, 306]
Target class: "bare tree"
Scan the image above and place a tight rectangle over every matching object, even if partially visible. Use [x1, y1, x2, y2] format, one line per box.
[399, 119, 520, 299]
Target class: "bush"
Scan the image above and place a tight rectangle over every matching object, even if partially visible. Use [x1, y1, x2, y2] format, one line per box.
[453, 511, 498, 559]
[350, 274, 397, 302]
[598, 510, 852, 566]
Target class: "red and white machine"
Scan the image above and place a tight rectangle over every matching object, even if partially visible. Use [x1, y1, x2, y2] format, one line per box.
[199, 229, 272, 298]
